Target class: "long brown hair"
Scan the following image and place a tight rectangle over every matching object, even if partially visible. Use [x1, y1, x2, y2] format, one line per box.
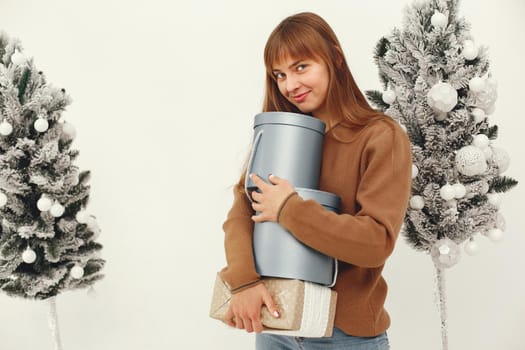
[263, 12, 389, 129]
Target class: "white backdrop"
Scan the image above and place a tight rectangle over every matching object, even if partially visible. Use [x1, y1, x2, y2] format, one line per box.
[0, 1, 524, 349]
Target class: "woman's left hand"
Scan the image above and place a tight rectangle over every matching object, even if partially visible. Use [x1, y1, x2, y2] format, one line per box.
[249, 173, 296, 223]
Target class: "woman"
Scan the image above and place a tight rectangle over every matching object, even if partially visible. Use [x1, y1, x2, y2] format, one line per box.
[219, 12, 412, 349]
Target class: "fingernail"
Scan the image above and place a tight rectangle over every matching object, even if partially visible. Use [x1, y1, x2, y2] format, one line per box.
[273, 310, 280, 318]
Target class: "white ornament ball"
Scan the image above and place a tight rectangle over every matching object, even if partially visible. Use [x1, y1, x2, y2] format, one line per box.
[22, 247, 37, 264]
[427, 82, 458, 113]
[487, 228, 503, 242]
[410, 195, 425, 210]
[71, 265, 84, 279]
[62, 122, 77, 140]
[76, 210, 89, 224]
[491, 147, 510, 173]
[0, 191, 7, 207]
[455, 145, 487, 176]
[469, 77, 486, 93]
[438, 244, 450, 255]
[471, 108, 486, 123]
[487, 77, 498, 88]
[482, 146, 493, 160]
[50, 202, 65, 217]
[496, 212, 506, 231]
[431, 238, 461, 268]
[87, 216, 101, 234]
[71, 173, 80, 186]
[37, 196, 53, 211]
[445, 198, 457, 209]
[464, 239, 479, 256]
[431, 10, 448, 28]
[34, 118, 49, 132]
[382, 90, 396, 104]
[440, 184, 456, 201]
[412, 164, 419, 179]
[484, 103, 496, 115]
[452, 183, 466, 199]
[434, 112, 447, 121]
[476, 78, 498, 112]
[485, 76, 498, 90]
[462, 40, 479, 60]
[11, 50, 27, 66]
[480, 181, 490, 195]
[487, 192, 501, 208]
[472, 134, 490, 149]
[0, 120, 13, 136]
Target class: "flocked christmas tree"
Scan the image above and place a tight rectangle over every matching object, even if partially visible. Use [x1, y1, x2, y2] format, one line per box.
[0, 32, 105, 349]
[366, 0, 518, 349]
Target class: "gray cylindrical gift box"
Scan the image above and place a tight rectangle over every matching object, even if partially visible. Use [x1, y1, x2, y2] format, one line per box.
[245, 112, 325, 191]
[253, 188, 341, 286]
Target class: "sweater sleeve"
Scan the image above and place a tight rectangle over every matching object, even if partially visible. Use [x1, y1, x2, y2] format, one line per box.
[218, 179, 262, 293]
[278, 125, 412, 268]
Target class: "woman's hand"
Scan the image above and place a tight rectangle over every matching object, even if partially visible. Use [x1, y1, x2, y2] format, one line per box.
[249, 173, 296, 222]
[223, 283, 280, 333]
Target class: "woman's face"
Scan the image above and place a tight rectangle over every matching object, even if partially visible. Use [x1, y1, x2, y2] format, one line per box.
[271, 55, 330, 120]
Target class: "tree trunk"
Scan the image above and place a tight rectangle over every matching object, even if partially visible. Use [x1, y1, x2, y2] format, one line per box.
[436, 267, 448, 350]
[48, 296, 64, 350]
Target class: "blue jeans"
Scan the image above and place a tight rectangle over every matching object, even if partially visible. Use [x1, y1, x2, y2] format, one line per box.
[255, 328, 389, 350]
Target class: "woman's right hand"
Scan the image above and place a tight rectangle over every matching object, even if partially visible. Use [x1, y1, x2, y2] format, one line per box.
[223, 283, 280, 333]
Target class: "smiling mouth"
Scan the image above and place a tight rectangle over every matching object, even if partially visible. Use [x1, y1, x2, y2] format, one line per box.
[292, 91, 310, 103]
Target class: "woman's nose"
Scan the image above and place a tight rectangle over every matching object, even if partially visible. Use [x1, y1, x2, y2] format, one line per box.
[285, 74, 300, 92]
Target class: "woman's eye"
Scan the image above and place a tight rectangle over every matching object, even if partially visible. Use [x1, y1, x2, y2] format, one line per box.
[297, 64, 307, 72]
[275, 72, 285, 80]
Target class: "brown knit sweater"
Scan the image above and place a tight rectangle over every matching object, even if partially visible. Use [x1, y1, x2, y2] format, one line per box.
[220, 118, 412, 337]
